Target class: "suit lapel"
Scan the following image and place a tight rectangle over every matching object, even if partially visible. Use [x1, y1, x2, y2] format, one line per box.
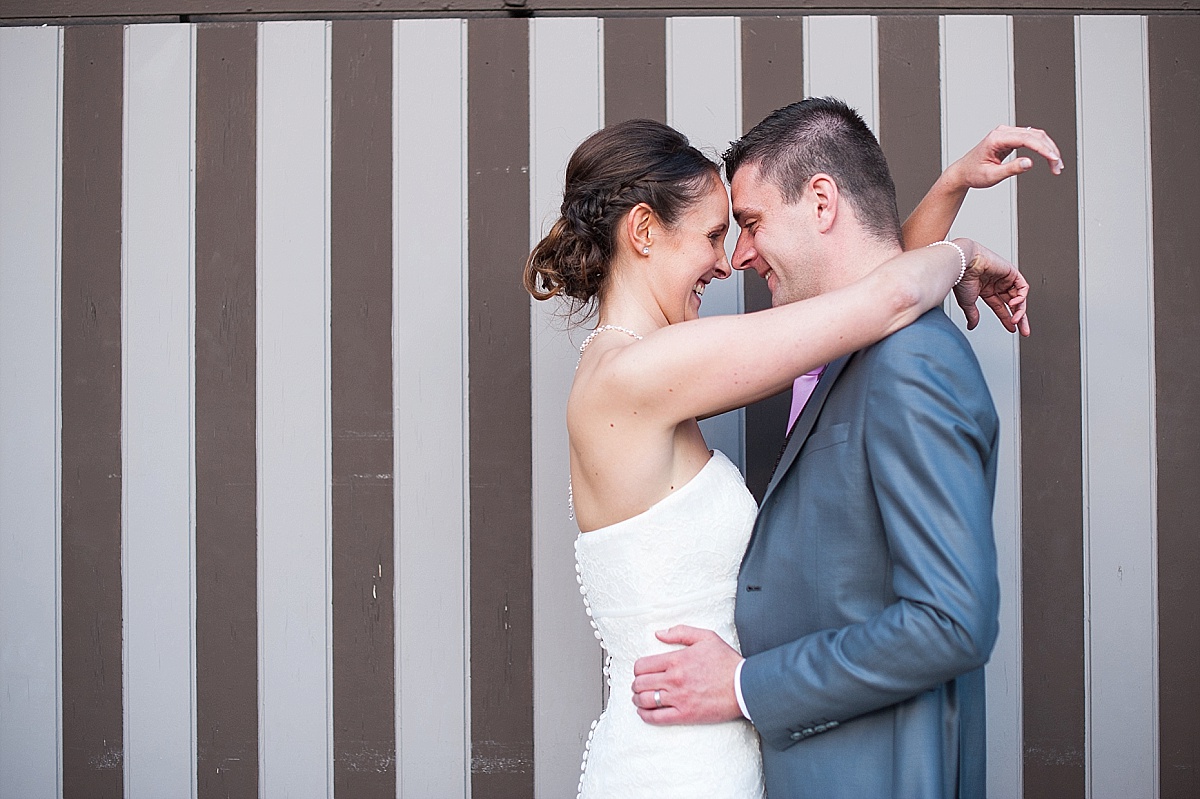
[760, 354, 852, 507]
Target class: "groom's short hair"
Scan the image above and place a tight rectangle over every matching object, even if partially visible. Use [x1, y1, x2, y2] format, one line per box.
[723, 97, 902, 245]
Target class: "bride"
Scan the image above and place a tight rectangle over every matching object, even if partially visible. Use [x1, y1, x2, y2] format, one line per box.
[524, 118, 1038, 798]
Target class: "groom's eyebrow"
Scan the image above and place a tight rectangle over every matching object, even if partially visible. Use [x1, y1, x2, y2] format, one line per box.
[732, 207, 756, 226]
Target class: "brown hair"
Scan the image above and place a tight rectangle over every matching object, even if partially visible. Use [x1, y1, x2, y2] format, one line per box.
[524, 119, 720, 317]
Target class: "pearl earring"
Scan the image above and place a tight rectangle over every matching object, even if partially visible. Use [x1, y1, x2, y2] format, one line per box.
[642, 246, 650, 254]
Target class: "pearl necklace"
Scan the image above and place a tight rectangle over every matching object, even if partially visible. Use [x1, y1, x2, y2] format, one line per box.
[570, 324, 643, 520]
[576, 324, 643, 368]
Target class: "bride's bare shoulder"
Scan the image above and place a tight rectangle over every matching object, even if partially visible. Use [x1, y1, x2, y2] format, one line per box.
[568, 342, 658, 431]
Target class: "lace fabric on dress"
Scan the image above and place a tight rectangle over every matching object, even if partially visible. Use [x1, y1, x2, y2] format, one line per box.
[574, 450, 765, 799]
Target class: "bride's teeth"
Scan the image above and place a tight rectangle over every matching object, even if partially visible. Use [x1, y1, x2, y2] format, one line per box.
[694, 283, 705, 296]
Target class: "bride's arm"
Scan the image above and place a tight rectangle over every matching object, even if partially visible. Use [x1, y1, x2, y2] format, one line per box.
[901, 125, 1064, 249]
[602, 238, 1025, 425]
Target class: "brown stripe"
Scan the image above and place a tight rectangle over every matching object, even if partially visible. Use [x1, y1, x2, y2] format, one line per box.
[740, 15, 803, 135]
[603, 17, 666, 125]
[467, 18, 535, 796]
[738, 15, 803, 502]
[1013, 15, 1086, 799]
[330, 19, 397, 796]
[1149, 14, 1200, 799]
[195, 22, 259, 799]
[60, 24, 125, 799]
[877, 15, 942, 223]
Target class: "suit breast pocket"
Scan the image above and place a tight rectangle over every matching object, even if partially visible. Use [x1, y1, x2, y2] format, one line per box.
[801, 421, 851, 456]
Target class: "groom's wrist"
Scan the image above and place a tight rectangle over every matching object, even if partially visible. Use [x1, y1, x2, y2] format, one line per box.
[733, 658, 752, 721]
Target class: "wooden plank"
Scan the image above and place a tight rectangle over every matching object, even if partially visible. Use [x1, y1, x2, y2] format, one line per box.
[466, 17, 535, 797]
[329, 19, 395, 797]
[257, 19, 332, 798]
[602, 17, 665, 124]
[877, 15, 942, 222]
[122, 22, 196, 797]
[940, 15, 1023, 799]
[667, 15, 744, 471]
[1012, 13, 1086, 799]
[393, 18, 469, 797]
[1149, 14, 1200, 799]
[194, 20, 260, 799]
[528, 16, 604, 798]
[1076, 14, 1157, 799]
[0, 24, 63, 799]
[737, 14, 802, 502]
[60, 24, 126, 799]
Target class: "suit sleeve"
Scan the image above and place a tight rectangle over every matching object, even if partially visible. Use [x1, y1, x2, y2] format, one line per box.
[740, 322, 1001, 751]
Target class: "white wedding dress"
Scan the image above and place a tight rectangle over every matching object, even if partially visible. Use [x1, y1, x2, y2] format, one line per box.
[573, 450, 766, 798]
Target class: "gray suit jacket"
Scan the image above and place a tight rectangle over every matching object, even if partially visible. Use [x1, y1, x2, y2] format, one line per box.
[736, 310, 1000, 799]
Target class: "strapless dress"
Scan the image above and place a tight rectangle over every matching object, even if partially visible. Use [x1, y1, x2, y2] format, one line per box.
[573, 450, 765, 798]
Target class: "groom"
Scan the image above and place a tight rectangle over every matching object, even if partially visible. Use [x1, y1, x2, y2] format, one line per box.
[631, 98, 1041, 798]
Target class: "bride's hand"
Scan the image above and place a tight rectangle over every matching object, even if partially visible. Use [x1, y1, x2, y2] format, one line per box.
[945, 124, 1064, 188]
[951, 238, 1031, 337]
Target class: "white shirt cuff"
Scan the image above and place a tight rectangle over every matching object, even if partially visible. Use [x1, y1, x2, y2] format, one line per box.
[734, 657, 752, 721]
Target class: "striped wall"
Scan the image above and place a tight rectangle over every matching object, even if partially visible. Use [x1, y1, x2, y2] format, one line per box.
[0, 13, 1196, 799]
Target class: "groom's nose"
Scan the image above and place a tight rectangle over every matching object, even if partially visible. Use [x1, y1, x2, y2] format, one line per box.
[731, 228, 755, 271]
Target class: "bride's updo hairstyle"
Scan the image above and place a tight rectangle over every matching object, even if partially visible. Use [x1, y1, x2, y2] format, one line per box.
[524, 119, 720, 316]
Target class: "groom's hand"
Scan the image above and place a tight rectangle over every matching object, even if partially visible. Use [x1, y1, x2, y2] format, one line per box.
[630, 625, 743, 726]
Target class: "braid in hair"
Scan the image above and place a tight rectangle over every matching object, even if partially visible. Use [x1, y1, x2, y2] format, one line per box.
[523, 119, 719, 320]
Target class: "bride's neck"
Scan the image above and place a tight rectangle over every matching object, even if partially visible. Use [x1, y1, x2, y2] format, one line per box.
[597, 264, 667, 334]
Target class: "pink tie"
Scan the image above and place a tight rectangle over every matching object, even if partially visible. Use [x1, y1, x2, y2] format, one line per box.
[786, 366, 826, 433]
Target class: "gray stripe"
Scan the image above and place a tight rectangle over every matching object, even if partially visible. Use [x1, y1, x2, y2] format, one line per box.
[1149, 14, 1200, 799]
[467, 18, 535, 796]
[330, 19, 397, 797]
[194, 22, 260, 799]
[737, 15, 803, 502]
[60, 23, 125, 799]
[1013, 14, 1086, 799]
[0, 24, 63, 798]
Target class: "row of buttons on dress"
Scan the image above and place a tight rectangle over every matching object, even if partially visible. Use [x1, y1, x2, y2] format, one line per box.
[576, 562, 602, 641]
[789, 719, 840, 741]
[578, 710, 604, 796]
[576, 560, 605, 799]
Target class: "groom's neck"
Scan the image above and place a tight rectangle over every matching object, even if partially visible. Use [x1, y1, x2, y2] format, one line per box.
[817, 234, 904, 296]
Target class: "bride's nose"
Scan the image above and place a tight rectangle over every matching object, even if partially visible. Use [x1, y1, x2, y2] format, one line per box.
[713, 251, 732, 280]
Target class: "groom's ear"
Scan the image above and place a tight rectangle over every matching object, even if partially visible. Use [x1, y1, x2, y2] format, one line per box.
[809, 173, 840, 234]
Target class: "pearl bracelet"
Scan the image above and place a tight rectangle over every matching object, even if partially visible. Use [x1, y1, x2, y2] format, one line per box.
[927, 239, 967, 286]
